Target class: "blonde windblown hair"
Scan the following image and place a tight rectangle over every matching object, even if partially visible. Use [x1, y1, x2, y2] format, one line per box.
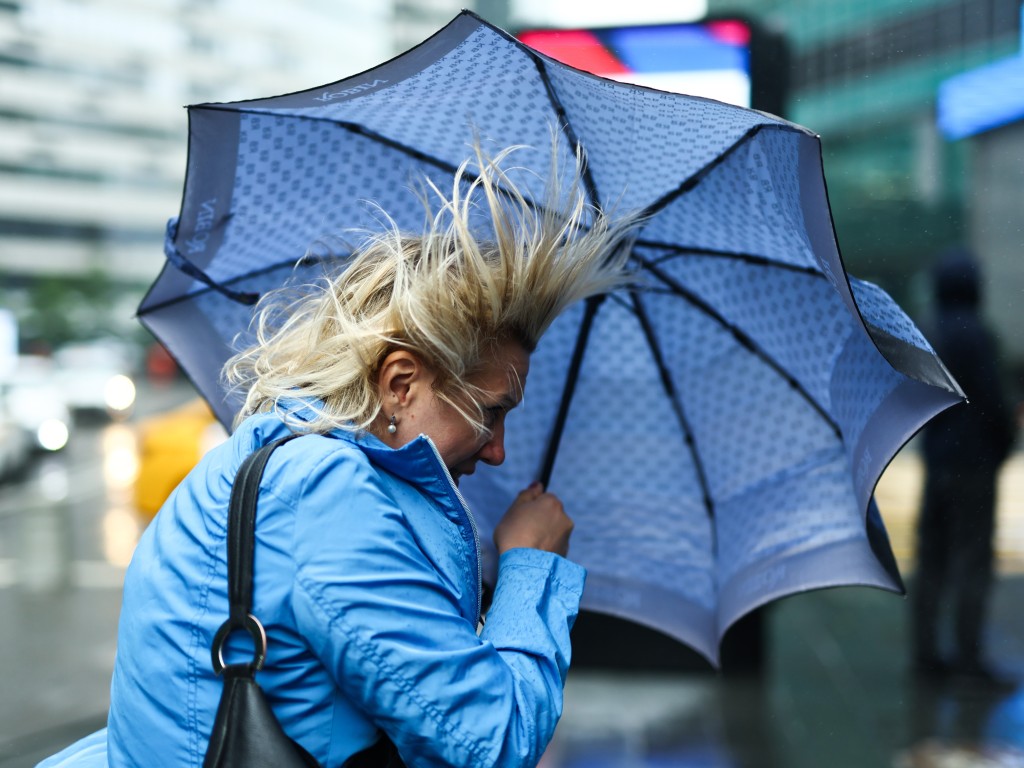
[224, 143, 642, 435]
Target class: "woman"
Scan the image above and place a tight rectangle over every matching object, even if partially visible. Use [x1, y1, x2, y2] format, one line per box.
[39, 146, 640, 767]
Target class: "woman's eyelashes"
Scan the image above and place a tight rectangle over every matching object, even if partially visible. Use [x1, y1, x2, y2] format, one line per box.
[482, 404, 510, 431]
[483, 407, 502, 429]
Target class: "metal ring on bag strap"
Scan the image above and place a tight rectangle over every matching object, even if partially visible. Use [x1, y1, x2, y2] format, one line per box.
[211, 612, 268, 674]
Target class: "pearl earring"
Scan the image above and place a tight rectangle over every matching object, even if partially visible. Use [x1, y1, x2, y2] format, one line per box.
[387, 414, 398, 435]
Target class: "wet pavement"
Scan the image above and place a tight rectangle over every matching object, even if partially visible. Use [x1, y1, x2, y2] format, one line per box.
[1, 383, 1022, 767]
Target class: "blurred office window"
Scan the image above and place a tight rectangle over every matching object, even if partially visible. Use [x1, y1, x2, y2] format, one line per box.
[0, 0, 463, 349]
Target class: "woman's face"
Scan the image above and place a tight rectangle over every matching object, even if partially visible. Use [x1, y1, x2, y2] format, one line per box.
[414, 340, 530, 485]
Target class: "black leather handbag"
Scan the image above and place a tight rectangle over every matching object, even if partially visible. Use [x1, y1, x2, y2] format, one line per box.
[203, 434, 404, 768]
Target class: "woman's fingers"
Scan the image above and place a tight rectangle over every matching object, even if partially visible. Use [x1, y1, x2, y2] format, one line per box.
[494, 485, 573, 556]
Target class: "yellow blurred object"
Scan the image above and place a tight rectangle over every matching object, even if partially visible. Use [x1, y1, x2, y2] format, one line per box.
[133, 398, 227, 520]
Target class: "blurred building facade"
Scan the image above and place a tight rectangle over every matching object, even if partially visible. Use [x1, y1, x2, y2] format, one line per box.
[703, 0, 1024, 386]
[0, 0, 463, 343]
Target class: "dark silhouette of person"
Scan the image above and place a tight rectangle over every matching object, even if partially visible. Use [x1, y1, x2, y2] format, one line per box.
[910, 248, 1017, 683]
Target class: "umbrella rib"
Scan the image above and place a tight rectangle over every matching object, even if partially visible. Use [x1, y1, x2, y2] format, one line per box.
[137, 253, 347, 315]
[522, 53, 602, 209]
[635, 240, 827, 279]
[633, 253, 842, 439]
[640, 123, 808, 218]
[629, 291, 715, 518]
[168, 108, 578, 307]
[538, 294, 603, 487]
[197, 105, 468, 178]
[202, 104, 591, 220]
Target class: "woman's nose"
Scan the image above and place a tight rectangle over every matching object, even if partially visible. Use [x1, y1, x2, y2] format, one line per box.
[477, 423, 506, 466]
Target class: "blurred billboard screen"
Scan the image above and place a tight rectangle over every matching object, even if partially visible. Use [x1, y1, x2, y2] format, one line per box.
[938, 54, 1024, 140]
[517, 20, 755, 108]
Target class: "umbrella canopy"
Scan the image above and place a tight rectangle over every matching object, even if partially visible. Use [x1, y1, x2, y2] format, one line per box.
[139, 11, 963, 665]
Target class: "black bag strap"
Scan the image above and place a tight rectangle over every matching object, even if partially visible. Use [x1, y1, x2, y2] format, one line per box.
[212, 434, 301, 675]
[207, 432, 405, 768]
[229, 435, 302, 621]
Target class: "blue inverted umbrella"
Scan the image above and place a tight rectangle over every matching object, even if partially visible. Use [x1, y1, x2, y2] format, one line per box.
[139, 11, 963, 666]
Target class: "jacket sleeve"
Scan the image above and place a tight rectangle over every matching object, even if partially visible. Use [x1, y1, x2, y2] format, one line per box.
[289, 449, 585, 768]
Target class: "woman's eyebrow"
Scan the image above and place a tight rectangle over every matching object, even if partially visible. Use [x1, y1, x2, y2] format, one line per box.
[488, 393, 520, 410]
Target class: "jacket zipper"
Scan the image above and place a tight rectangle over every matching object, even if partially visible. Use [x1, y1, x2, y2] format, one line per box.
[426, 438, 483, 624]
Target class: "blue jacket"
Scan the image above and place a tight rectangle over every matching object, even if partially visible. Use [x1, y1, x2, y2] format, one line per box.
[39, 410, 585, 767]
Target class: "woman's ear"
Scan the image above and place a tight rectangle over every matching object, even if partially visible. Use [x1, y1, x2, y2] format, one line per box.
[377, 350, 428, 408]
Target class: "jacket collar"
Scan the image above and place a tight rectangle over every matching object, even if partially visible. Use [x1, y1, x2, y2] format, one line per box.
[251, 398, 482, 621]
[260, 398, 470, 523]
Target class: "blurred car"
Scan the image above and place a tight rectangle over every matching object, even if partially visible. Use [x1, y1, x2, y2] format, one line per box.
[134, 397, 227, 519]
[53, 339, 137, 419]
[1, 355, 72, 452]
